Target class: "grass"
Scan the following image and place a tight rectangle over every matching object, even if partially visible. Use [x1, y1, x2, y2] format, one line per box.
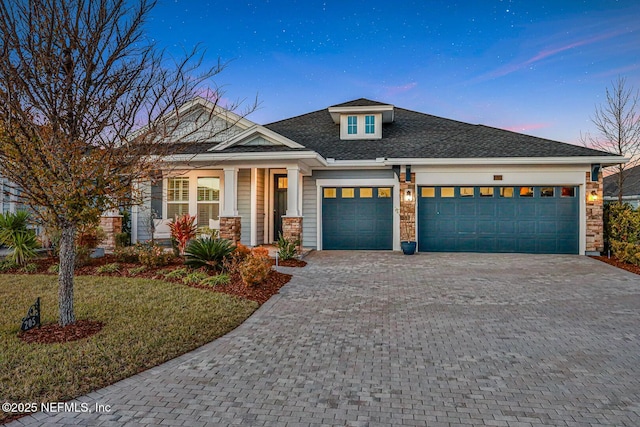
[0, 274, 258, 422]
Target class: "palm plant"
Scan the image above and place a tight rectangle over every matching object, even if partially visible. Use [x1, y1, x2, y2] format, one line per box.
[0, 211, 40, 266]
[184, 237, 235, 271]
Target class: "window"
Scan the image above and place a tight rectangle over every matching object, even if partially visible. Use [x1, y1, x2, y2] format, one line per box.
[365, 115, 375, 134]
[347, 116, 357, 134]
[197, 177, 220, 226]
[441, 187, 454, 198]
[342, 188, 355, 198]
[378, 188, 391, 198]
[359, 188, 373, 198]
[167, 177, 189, 219]
[277, 176, 288, 189]
[540, 187, 554, 197]
[519, 187, 534, 197]
[460, 187, 474, 197]
[421, 187, 435, 198]
[500, 187, 514, 198]
[561, 187, 575, 197]
[324, 188, 336, 198]
[480, 187, 494, 197]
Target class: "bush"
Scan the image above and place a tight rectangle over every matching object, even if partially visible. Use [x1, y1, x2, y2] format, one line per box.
[21, 263, 37, 273]
[97, 263, 120, 274]
[182, 271, 208, 285]
[48, 263, 60, 274]
[128, 266, 147, 276]
[75, 245, 92, 268]
[114, 246, 139, 263]
[239, 248, 272, 287]
[0, 259, 17, 272]
[137, 243, 173, 267]
[610, 241, 640, 266]
[605, 203, 640, 244]
[168, 213, 197, 255]
[115, 232, 130, 248]
[200, 274, 230, 287]
[77, 225, 106, 250]
[164, 267, 189, 279]
[276, 232, 298, 260]
[184, 237, 235, 271]
[0, 211, 40, 266]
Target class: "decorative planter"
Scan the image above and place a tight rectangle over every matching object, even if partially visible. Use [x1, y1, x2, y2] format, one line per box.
[401, 241, 417, 255]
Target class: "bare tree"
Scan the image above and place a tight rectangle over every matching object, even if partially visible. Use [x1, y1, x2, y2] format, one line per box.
[0, 0, 255, 326]
[582, 76, 640, 203]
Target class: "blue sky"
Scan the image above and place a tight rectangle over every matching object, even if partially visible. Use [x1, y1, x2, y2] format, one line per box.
[146, 0, 640, 145]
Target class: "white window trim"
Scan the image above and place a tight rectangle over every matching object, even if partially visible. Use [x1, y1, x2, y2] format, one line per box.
[339, 113, 383, 140]
[163, 170, 224, 226]
[315, 178, 400, 251]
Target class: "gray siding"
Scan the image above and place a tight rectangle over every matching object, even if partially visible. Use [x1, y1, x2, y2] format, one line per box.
[237, 169, 251, 246]
[135, 180, 153, 242]
[302, 175, 317, 249]
[311, 169, 394, 179]
[256, 169, 265, 245]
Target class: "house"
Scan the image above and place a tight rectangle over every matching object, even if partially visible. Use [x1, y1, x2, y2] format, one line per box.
[604, 164, 640, 208]
[129, 97, 625, 255]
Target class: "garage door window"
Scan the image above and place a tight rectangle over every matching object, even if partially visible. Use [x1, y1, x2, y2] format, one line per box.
[561, 187, 575, 197]
[500, 187, 514, 198]
[460, 187, 474, 197]
[342, 188, 355, 198]
[541, 187, 554, 197]
[441, 187, 455, 197]
[359, 188, 373, 198]
[421, 187, 435, 198]
[378, 188, 392, 198]
[520, 187, 534, 197]
[480, 187, 494, 197]
[323, 188, 336, 198]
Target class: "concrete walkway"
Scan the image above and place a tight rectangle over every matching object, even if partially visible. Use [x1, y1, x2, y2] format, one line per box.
[8, 252, 640, 426]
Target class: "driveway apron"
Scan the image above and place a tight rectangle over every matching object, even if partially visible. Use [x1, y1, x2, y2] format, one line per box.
[8, 252, 640, 426]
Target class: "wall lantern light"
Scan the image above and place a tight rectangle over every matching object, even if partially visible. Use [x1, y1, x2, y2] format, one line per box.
[589, 190, 598, 202]
[404, 188, 413, 202]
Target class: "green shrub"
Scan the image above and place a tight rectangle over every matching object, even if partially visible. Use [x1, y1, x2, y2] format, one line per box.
[97, 263, 120, 274]
[200, 274, 230, 287]
[21, 263, 38, 273]
[276, 232, 298, 260]
[128, 266, 147, 276]
[184, 237, 235, 271]
[164, 267, 189, 279]
[0, 211, 40, 266]
[605, 203, 640, 244]
[114, 246, 139, 263]
[610, 241, 640, 266]
[182, 271, 208, 285]
[115, 232, 130, 248]
[0, 259, 18, 272]
[48, 263, 60, 274]
[75, 245, 92, 268]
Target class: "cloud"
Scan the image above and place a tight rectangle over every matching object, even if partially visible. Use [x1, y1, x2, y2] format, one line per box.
[383, 82, 418, 97]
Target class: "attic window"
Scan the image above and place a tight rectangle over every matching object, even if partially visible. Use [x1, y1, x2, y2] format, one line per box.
[365, 115, 375, 134]
[347, 116, 357, 134]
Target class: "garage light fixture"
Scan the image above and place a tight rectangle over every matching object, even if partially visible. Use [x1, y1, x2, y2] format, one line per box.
[404, 188, 414, 202]
[589, 190, 598, 202]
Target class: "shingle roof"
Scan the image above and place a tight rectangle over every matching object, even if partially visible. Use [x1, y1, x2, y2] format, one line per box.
[330, 98, 391, 108]
[604, 165, 640, 197]
[264, 101, 615, 160]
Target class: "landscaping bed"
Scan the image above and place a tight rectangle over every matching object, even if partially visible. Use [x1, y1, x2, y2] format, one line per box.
[591, 255, 640, 276]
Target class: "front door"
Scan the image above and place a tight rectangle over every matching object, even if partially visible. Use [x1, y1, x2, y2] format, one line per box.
[273, 174, 288, 241]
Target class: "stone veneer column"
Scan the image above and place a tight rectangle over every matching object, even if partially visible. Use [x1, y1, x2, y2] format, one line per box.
[585, 170, 604, 254]
[219, 217, 241, 245]
[99, 214, 123, 252]
[282, 216, 303, 250]
[399, 172, 416, 241]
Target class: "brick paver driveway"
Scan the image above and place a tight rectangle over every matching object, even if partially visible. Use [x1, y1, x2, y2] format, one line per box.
[9, 252, 640, 426]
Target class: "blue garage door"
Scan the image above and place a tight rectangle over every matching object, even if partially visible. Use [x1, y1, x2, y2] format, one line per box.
[322, 187, 393, 250]
[418, 186, 579, 254]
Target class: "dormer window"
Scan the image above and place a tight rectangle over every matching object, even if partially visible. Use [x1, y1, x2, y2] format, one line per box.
[347, 116, 357, 135]
[365, 115, 375, 134]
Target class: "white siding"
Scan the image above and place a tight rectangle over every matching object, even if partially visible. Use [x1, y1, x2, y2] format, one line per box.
[302, 175, 317, 249]
[238, 169, 251, 246]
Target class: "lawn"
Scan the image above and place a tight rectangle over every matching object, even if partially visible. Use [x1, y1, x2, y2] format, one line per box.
[0, 274, 259, 423]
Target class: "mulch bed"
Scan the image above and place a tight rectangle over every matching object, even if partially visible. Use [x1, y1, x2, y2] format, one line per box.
[19, 320, 104, 344]
[8, 253, 305, 344]
[271, 258, 307, 267]
[591, 255, 640, 276]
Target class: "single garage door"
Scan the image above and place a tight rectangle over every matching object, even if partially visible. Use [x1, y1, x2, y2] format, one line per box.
[418, 186, 579, 254]
[322, 187, 393, 250]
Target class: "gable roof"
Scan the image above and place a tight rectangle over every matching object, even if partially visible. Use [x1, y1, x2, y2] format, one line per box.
[604, 165, 640, 197]
[264, 100, 618, 161]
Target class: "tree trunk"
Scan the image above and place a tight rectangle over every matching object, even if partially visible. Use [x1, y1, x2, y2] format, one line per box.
[58, 224, 77, 326]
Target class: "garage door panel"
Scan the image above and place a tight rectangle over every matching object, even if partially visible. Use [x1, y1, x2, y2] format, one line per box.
[419, 186, 578, 254]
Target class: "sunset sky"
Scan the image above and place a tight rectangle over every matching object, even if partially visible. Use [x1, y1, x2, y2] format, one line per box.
[146, 0, 640, 145]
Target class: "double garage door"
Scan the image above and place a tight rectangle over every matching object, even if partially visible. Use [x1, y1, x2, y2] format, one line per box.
[322, 185, 579, 254]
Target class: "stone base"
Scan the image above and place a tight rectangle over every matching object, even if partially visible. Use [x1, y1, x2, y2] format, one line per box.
[585, 171, 604, 253]
[282, 217, 303, 250]
[99, 215, 123, 252]
[220, 217, 242, 244]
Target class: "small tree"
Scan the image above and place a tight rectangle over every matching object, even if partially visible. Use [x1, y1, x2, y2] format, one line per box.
[0, 0, 255, 326]
[581, 76, 640, 202]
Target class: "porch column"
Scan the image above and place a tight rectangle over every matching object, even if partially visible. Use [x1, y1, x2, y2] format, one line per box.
[220, 167, 241, 243]
[286, 166, 301, 217]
